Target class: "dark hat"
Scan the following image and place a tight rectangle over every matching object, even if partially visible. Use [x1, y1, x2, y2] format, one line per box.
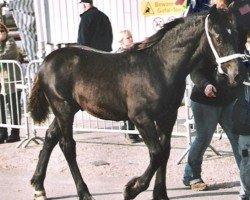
[79, 0, 92, 3]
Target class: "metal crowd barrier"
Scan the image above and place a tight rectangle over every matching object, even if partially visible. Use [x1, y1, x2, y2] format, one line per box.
[0, 60, 29, 148]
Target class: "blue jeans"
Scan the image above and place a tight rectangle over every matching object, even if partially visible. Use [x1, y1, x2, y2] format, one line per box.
[239, 135, 250, 198]
[184, 101, 240, 181]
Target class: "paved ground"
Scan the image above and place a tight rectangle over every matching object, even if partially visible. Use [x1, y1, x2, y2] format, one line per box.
[0, 129, 241, 200]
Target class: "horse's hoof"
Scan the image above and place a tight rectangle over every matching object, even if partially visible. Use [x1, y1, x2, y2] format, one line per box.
[33, 190, 47, 200]
[153, 197, 169, 200]
[153, 184, 169, 200]
[124, 176, 146, 200]
[124, 178, 137, 199]
[78, 195, 95, 200]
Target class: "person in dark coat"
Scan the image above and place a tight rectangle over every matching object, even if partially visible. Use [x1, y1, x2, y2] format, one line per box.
[188, 0, 211, 12]
[232, 32, 250, 200]
[77, 0, 113, 52]
[228, 0, 250, 52]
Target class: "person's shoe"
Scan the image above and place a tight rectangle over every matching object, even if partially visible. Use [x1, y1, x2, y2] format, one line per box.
[6, 134, 20, 143]
[183, 178, 191, 186]
[125, 134, 142, 143]
[0, 131, 8, 144]
[183, 178, 207, 191]
[0, 138, 5, 144]
[240, 197, 250, 200]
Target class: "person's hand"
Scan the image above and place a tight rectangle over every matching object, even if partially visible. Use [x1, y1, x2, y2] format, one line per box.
[204, 84, 217, 98]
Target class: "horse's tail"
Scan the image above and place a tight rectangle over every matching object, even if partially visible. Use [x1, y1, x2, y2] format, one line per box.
[28, 76, 50, 124]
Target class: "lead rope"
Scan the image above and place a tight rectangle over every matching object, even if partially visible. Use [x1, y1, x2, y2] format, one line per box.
[205, 14, 247, 74]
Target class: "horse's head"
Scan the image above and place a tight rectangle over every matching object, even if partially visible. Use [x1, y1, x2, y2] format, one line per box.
[205, 5, 247, 86]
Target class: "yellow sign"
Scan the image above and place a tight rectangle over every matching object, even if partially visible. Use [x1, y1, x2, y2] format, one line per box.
[142, 0, 187, 16]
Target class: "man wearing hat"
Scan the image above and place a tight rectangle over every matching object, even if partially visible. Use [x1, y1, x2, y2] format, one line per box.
[77, 0, 113, 52]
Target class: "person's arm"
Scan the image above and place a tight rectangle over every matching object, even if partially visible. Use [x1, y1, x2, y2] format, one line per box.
[190, 59, 217, 97]
[0, 37, 18, 60]
[77, 15, 92, 46]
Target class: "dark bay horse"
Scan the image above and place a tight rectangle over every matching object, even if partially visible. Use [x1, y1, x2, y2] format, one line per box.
[29, 6, 246, 200]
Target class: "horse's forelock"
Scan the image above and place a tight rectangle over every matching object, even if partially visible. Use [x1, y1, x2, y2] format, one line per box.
[209, 6, 231, 25]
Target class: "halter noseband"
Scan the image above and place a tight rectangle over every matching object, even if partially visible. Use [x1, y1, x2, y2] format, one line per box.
[205, 14, 247, 74]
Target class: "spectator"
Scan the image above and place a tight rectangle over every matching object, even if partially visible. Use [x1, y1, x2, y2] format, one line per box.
[232, 32, 250, 200]
[188, 0, 210, 12]
[182, 57, 242, 191]
[0, 22, 22, 143]
[245, 32, 250, 69]
[211, 0, 228, 9]
[77, 0, 113, 52]
[116, 29, 142, 143]
[228, 0, 250, 52]
[116, 30, 134, 52]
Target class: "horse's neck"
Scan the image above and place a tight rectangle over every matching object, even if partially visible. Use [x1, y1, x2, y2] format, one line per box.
[156, 18, 205, 78]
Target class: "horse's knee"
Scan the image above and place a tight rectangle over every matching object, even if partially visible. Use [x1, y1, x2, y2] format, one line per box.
[150, 148, 165, 167]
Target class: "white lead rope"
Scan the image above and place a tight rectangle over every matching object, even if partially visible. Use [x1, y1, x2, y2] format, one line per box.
[205, 15, 247, 74]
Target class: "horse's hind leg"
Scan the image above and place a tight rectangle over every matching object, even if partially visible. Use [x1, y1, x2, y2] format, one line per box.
[124, 112, 164, 200]
[153, 112, 177, 200]
[55, 105, 94, 200]
[31, 118, 59, 200]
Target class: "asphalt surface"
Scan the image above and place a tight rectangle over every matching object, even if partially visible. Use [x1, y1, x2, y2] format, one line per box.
[0, 131, 241, 200]
[0, 167, 240, 200]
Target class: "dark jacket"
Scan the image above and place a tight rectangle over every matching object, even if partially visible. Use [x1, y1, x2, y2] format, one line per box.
[232, 49, 250, 135]
[228, 0, 250, 52]
[77, 7, 113, 52]
[232, 86, 250, 135]
[188, 0, 210, 13]
[244, 49, 250, 69]
[229, 0, 250, 31]
[190, 58, 242, 106]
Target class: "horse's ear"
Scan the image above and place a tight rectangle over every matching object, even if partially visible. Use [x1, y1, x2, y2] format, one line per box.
[209, 4, 218, 18]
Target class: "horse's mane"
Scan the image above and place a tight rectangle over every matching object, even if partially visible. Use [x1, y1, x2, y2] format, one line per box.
[132, 11, 210, 51]
[133, 18, 184, 50]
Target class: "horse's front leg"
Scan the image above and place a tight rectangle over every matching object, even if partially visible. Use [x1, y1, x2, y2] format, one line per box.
[31, 119, 59, 200]
[153, 113, 177, 200]
[123, 112, 164, 200]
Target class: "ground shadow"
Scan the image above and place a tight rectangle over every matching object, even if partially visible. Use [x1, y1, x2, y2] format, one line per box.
[170, 191, 238, 199]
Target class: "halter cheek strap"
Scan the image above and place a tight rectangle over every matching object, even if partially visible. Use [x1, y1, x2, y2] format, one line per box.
[205, 15, 247, 74]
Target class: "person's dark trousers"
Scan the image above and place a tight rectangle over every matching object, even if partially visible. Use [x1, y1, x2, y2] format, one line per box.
[127, 119, 135, 130]
[6, 91, 21, 142]
[0, 94, 7, 143]
[238, 27, 248, 53]
[126, 119, 142, 143]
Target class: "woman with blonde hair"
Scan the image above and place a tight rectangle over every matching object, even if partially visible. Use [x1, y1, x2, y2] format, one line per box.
[116, 29, 134, 53]
[116, 29, 142, 143]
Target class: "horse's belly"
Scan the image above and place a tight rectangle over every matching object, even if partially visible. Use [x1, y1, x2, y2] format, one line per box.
[86, 109, 125, 121]
[82, 103, 126, 121]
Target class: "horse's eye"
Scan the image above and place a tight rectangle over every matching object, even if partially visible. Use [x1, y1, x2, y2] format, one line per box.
[215, 36, 222, 45]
